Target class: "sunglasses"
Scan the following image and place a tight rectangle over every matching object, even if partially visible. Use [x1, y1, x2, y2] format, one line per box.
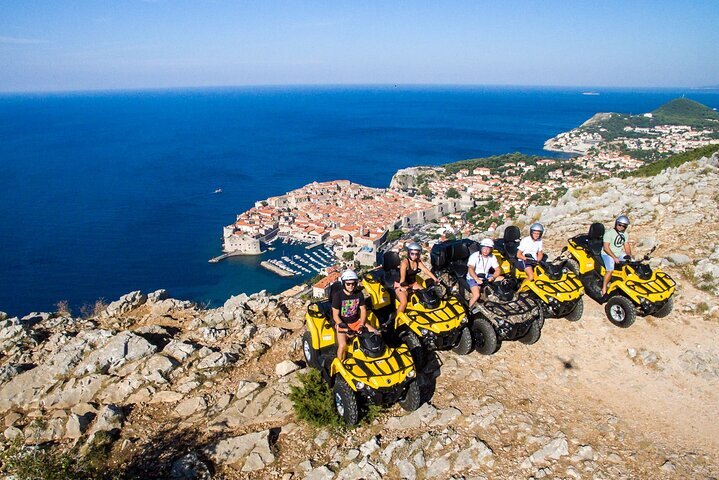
[344, 282, 357, 287]
[617, 223, 628, 228]
[409, 251, 420, 256]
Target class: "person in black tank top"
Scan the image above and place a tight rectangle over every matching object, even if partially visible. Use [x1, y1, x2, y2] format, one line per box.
[395, 242, 439, 314]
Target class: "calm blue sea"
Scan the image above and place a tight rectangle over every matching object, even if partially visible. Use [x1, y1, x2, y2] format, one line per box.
[1, 86, 717, 316]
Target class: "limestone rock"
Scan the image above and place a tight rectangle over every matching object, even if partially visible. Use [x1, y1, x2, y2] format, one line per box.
[89, 404, 124, 435]
[170, 452, 212, 480]
[175, 397, 207, 418]
[163, 340, 198, 363]
[196, 351, 236, 370]
[387, 403, 437, 430]
[666, 253, 692, 266]
[275, 360, 300, 377]
[529, 437, 569, 465]
[205, 430, 275, 471]
[147, 289, 169, 304]
[74, 331, 157, 376]
[305, 466, 335, 480]
[65, 412, 93, 439]
[103, 290, 147, 317]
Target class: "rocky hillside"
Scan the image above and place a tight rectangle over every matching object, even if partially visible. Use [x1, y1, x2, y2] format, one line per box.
[1, 155, 719, 479]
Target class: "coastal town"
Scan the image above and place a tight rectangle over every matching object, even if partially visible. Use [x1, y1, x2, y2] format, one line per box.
[217, 98, 719, 293]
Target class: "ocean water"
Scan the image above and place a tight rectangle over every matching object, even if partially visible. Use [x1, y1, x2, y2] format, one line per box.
[1, 86, 717, 316]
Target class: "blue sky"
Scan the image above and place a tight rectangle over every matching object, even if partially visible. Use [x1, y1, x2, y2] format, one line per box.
[1, 0, 718, 92]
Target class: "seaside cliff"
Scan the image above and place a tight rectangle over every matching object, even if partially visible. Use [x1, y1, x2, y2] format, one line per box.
[2, 154, 719, 479]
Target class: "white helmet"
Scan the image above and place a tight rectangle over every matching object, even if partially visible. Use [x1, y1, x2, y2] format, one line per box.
[406, 242, 422, 253]
[615, 215, 630, 228]
[480, 238, 494, 249]
[530, 222, 544, 238]
[340, 269, 359, 283]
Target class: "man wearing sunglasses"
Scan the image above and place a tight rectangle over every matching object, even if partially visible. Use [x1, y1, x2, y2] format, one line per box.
[601, 215, 633, 295]
[332, 269, 376, 360]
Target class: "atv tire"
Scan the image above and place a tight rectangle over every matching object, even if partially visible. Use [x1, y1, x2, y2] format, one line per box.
[564, 297, 584, 322]
[399, 380, 422, 412]
[566, 258, 580, 276]
[302, 331, 320, 369]
[652, 297, 674, 318]
[519, 318, 542, 345]
[333, 377, 359, 425]
[605, 296, 636, 328]
[452, 326, 473, 355]
[473, 318, 499, 355]
[402, 330, 426, 369]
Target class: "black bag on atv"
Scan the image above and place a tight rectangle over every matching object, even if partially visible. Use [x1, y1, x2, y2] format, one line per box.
[482, 280, 515, 302]
[358, 330, 386, 358]
[415, 287, 441, 309]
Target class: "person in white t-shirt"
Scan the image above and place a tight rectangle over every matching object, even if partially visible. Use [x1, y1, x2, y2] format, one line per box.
[517, 223, 545, 282]
[466, 238, 504, 309]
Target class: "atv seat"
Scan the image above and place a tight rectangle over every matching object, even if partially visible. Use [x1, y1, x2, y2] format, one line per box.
[587, 223, 605, 258]
[382, 251, 401, 289]
[495, 225, 521, 265]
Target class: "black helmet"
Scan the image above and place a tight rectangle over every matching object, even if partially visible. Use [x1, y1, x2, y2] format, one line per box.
[359, 331, 386, 358]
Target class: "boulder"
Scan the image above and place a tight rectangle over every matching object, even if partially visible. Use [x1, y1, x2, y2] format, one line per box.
[65, 412, 93, 439]
[386, 403, 437, 430]
[170, 452, 212, 480]
[147, 289, 169, 304]
[204, 430, 275, 471]
[666, 253, 692, 266]
[103, 291, 147, 317]
[74, 331, 156, 376]
[163, 340, 198, 363]
[528, 437, 569, 465]
[175, 397, 208, 418]
[89, 404, 124, 435]
[305, 466, 335, 480]
[275, 360, 301, 377]
[196, 352, 236, 370]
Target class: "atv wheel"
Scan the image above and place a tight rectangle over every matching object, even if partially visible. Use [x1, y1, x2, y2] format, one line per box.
[452, 326, 473, 355]
[399, 380, 422, 412]
[333, 377, 359, 425]
[302, 331, 320, 369]
[605, 296, 636, 328]
[566, 258, 580, 276]
[402, 331, 426, 369]
[519, 318, 542, 345]
[652, 297, 674, 318]
[473, 318, 498, 355]
[564, 297, 584, 322]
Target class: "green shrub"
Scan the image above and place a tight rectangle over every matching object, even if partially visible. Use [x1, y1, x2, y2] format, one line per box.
[627, 144, 719, 178]
[0, 437, 118, 480]
[289, 370, 343, 429]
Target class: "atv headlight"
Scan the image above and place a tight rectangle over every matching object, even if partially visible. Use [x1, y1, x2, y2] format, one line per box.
[460, 316, 468, 325]
[355, 381, 365, 390]
[419, 328, 430, 336]
[407, 369, 416, 378]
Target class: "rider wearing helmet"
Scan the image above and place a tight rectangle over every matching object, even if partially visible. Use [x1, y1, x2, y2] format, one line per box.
[395, 242, 438, 315]
[601, 215, 633, 295]
[466, 238, 504, 309]
[517, 223, 545, 282]
[332, 269, 376, 360]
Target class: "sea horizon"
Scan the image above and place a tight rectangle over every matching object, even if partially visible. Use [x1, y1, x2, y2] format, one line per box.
[2, 85, 718, 317]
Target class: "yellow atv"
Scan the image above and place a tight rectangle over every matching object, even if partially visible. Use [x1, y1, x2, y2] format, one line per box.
[362, 252, 473, 368]
[430, 239, 545, 355]
[562, 222, 676, 328]
[303, 282, 420, 425]
[494, 226, 585, 322]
